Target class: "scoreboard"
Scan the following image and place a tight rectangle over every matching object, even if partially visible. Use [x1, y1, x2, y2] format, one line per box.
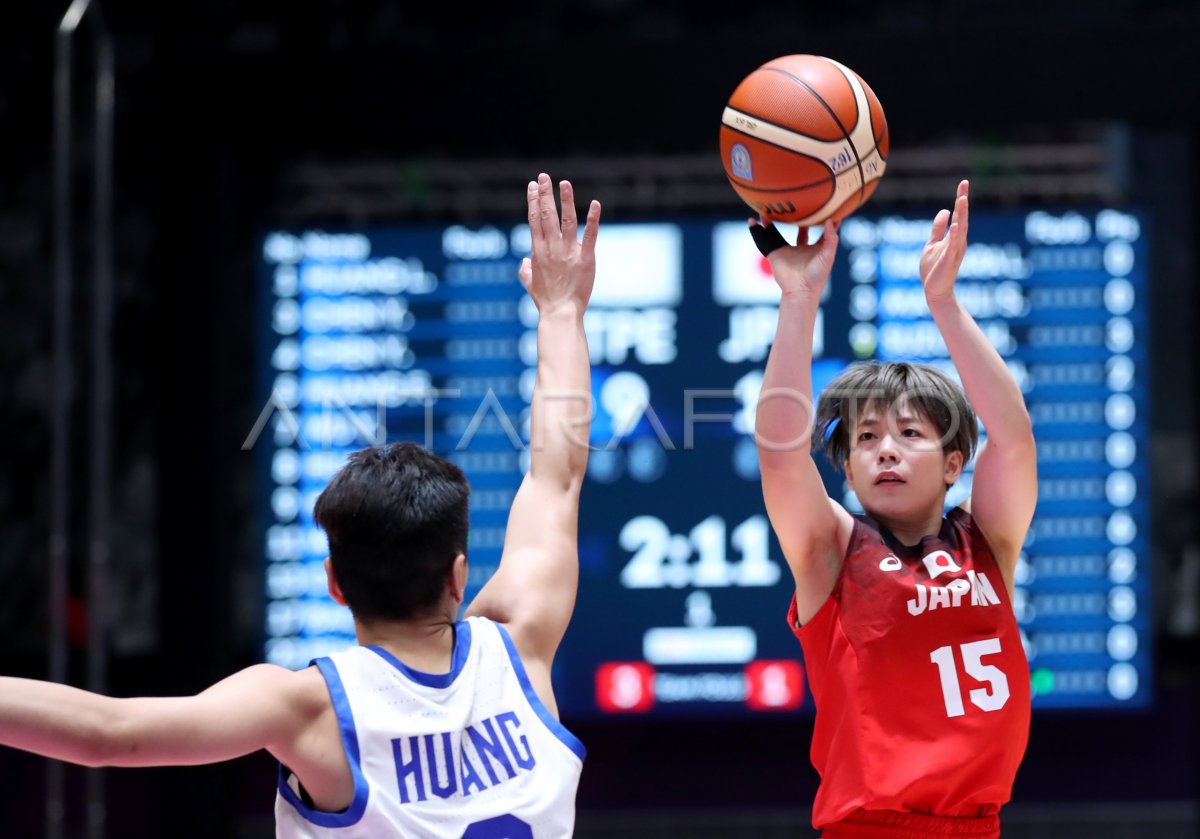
[258, 205, 1150, 718]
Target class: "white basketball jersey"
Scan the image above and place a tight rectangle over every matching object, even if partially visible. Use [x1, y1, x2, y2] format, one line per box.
[275, 617, 584, 838]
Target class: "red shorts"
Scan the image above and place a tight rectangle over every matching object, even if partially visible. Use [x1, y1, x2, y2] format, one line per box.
[820, 809, 1001, 839]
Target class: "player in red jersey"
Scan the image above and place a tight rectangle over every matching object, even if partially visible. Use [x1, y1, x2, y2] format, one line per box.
[751, 181, 1037, 838]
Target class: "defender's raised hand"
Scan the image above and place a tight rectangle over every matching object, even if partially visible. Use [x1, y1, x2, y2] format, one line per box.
[465, 174, 601, 710]
[749, 217, 841, 300]
[920, 179, 970, 304]
[522, 174, 601, 314]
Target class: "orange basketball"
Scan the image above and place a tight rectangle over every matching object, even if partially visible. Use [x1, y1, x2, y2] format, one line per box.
[720, 55, 888, 225]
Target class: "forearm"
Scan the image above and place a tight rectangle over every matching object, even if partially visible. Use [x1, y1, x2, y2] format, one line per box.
[757, 291, 822, 457]
[529, 304, 591, 487]
[0, 677, 118, 766]
[927, 295, 1032, 445]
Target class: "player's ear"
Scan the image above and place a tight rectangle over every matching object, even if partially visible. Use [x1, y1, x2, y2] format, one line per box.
[844, 459, 856, 491]
[324, 557, 348, 606]
[943, 449, 964, 485]
[447, 553, 468, 606]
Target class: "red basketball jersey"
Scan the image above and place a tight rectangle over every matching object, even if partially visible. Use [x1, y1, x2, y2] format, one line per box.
[790, 508, 1030, 829]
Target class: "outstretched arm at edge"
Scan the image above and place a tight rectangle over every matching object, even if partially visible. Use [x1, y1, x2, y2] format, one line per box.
[0, 665, 326, 769]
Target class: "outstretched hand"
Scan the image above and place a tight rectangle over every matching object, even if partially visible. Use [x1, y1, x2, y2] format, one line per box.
[520, 173, 601, 315]
[749, 217, 840, 300]
[920, 179, 970, 304]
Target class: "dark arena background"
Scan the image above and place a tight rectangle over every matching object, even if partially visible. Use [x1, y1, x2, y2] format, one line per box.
[1, 2, 1198, 837]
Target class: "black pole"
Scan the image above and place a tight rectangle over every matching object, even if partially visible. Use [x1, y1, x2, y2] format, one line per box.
[86, 16, 114, 839]
[49, 1, 91, 835]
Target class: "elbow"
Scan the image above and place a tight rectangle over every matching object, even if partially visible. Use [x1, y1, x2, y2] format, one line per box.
[1012, 405, 1034, 439]
[754, 411, 815, 462]
[568, 447, 589, 486]
[562, 467, 586, 497]
[977, 419, 1036, 466]
[558, 432, 592, 489]
[77, 750, 112, 769]
[756, 426, 813, 468]
[757, 439, 813, 462]
[77, 703, 135, 767]
[1004, 411, 1036, 448]
[529, 459, 587, 497]
[981, 407, 1034, 449]
[63, 731, 117, 768]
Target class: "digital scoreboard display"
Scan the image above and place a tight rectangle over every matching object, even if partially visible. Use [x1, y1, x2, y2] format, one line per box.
[258, 205, 1150, 718]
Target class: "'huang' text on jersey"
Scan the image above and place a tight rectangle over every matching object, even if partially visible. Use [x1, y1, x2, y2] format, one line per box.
[275, 617, 583, 838]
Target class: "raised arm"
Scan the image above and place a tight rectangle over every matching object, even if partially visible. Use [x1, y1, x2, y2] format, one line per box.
[465, 175, 599, 709]
[921, 180, 1037, 579]
[752, 220, 855, 624]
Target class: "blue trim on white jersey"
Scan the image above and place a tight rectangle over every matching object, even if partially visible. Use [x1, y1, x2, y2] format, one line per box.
[367, 620, 473, 688]
[275, 657, 370, 827]
[494, 623, 586, 761]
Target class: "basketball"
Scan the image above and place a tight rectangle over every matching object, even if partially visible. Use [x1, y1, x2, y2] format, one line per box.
[720, 55, 888, 225]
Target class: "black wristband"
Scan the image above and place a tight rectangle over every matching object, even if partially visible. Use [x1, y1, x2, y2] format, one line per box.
[749, 223, 789, 257]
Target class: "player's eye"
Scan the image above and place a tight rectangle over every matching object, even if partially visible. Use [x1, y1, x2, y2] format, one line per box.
[858, 432, 875, 441]
[902, 428, 921, 437]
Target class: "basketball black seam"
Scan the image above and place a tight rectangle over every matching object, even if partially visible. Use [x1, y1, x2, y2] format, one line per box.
[724, 173, 834, 193]
[869, 98, 889, 162]
[759, 66, 860, 139]
[724, 106, 847, 145]
[759, 65, 867, 208]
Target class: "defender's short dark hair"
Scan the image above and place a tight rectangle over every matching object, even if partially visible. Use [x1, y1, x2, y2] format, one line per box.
[813, 361, 978, 471]
[313, 442, 470, 623]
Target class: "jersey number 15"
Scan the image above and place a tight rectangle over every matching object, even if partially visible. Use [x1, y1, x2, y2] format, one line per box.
[929, 638, 1011, 718]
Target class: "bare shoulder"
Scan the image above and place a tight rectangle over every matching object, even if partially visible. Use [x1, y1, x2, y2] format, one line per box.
[219, 663, 332, 723]
[274, 664, 333, 718]
[258, 663, 356, 811]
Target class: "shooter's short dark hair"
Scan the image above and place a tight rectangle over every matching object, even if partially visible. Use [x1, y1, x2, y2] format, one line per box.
[813, 361, 978, 471]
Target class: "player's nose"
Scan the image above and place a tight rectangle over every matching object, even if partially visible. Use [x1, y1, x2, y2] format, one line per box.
[876, 436, 900, 462]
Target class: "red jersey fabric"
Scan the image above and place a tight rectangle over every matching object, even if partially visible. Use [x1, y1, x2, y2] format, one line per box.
[790, 508, 1030, 831]
[820, 808, 1000, 838]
